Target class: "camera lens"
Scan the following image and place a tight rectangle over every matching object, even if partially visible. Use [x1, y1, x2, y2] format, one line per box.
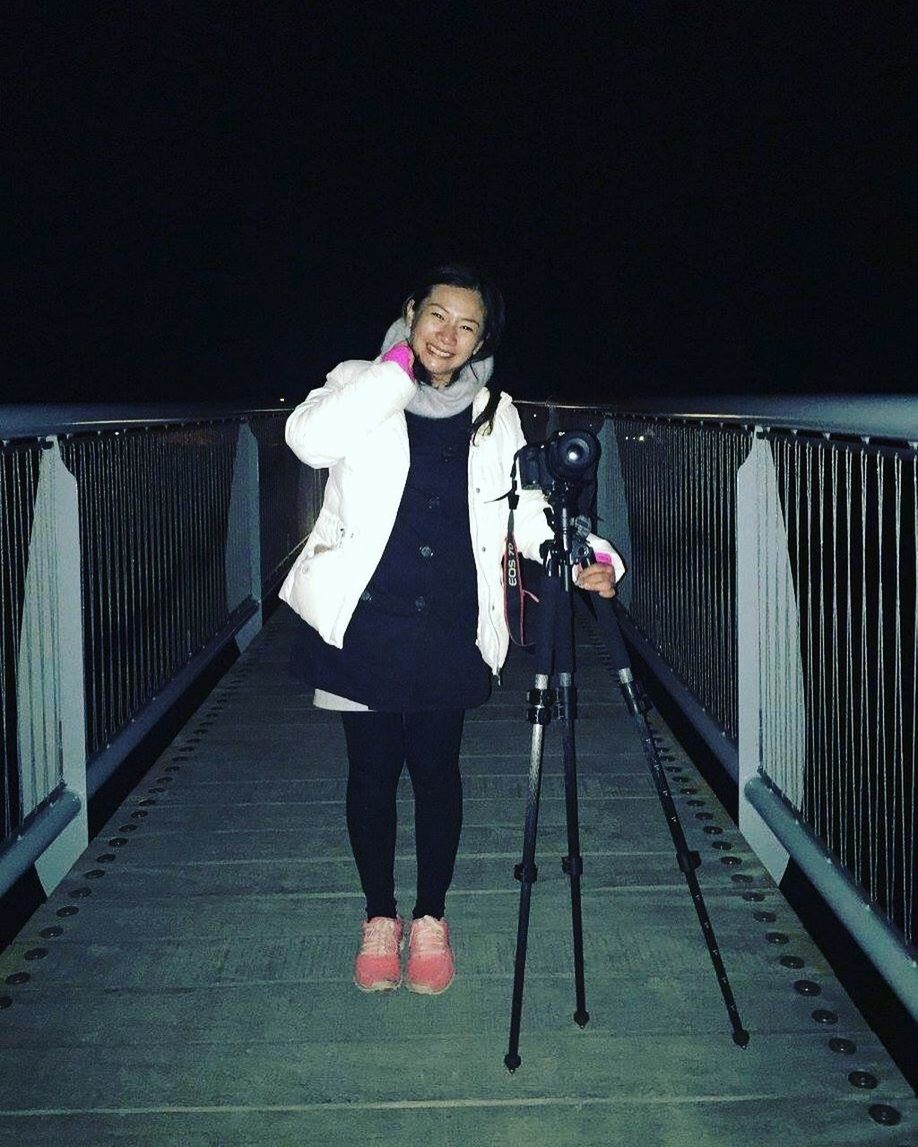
[547, 431, 600, 482]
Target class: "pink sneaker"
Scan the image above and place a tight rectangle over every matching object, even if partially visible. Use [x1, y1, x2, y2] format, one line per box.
[354, 916, 404, 992]
[406, 915, 455, 995]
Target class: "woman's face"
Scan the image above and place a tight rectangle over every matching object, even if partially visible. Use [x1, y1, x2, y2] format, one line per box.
[406, 285, 485, 387]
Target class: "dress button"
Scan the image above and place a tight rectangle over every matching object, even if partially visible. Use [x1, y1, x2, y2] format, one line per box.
[419, 544, 434, 559]
[427, 496, 440, 510]
[414, 596, 426, 611]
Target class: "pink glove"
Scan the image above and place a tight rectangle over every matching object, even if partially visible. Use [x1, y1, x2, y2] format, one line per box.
[381, 342, 415, 378]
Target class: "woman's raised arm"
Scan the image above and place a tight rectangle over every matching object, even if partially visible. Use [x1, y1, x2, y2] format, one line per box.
[284, 360, 415, 469]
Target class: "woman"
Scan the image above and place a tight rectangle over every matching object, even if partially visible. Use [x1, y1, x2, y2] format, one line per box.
[280, 264, 623, 995]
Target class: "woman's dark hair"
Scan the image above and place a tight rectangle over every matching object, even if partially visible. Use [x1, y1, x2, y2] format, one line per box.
[404, 262, 505, 439]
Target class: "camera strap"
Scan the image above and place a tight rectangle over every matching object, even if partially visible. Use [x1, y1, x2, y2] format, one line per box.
[503, 473, 538, 648]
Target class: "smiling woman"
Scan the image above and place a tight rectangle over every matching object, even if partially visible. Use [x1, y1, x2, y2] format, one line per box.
[278, 262, 623, 1000]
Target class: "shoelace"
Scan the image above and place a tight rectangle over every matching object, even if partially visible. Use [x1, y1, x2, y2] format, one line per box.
[360, 919, 398, 956]
[410, 917, 447, 955]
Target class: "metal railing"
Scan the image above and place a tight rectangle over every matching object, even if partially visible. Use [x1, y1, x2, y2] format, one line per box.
[0, 404, 318, 897]
[585, 397, 917, 1020]
[612, 418, 752, 743]
[762, 430, 916, 948]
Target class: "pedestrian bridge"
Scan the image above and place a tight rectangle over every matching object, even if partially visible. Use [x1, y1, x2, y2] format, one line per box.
[0, 398, 914, 1146]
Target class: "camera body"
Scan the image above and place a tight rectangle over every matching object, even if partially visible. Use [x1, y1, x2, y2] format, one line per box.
[516, 429, 601, 491]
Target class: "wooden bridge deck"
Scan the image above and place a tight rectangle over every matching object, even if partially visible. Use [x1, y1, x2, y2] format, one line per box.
[0, 608, 912, 1146]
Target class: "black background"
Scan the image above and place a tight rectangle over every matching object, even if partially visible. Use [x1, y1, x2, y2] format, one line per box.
[7, 2, 913, 405]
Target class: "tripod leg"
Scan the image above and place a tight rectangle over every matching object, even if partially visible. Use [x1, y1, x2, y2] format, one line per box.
[623, 673, 749, 1047]
[593, 598, 750, 1048]
[558, 672, 589, 1027]
[505, 675, 552, 1072]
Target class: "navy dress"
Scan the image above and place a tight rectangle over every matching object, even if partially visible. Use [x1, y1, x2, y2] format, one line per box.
[295, 409, 492, 711]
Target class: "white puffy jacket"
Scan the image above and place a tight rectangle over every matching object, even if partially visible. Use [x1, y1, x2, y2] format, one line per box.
[279, 358, 624, 673]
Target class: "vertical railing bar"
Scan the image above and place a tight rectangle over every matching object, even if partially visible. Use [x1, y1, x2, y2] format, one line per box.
[159, 429, 171, 688]
[149, 431, 160, 691]
[106, 435, 118, 747]
[829, 446, 840, 860]
[90, 437, 105, 756]
[131, 433, 143, 712]
[892, 454, 903, 932]
[184, 427, 195, 657]
[213, 423, 224, 630]
[142, 432, 155, 701]
[129, 432, 141, 716]
[17, 451, 35, 808]
[190, 426, 200, 653]
[859, 450, 872, 898]
[210, 424, 220, 634]
[205, 425, 214, 638]
[782, 439, 793, 797]
[817, 443, 828, 840]
[844, 449, 855, 878]
[675, 423, 683, 670]
[701, 430, 710, 715]
[0, 451, 18, 835]
[875, 454, 887, 911]
[206, 423, 215, 641]
[116, 434, 128, 731]
[199, 424, 208, 647]
[0, 454, 9, 836]
[216, 423, 228, 627]
[172, 428, 185, 666]
[713, 431, 723, 728]
[910, 454, 917, 943]
[208, 423, 218, 636]
[803, 442, 814, 819]
[195, 424, 205, 650]
[10, 452, 24, 811]
[127, 433, 139, 719]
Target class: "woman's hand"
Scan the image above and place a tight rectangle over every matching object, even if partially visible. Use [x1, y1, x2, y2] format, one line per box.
[575, 560, 617, 598]
[381, 341, 415, 378]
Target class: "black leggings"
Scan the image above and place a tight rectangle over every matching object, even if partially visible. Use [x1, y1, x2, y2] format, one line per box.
[341, 710, 465, 921]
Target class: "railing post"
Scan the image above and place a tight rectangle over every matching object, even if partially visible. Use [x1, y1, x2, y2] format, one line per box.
[736, 432, 804, 883]
[597, 419, 633, 607]
[15, 438, 87, 894]
[226, 421, 262, 651]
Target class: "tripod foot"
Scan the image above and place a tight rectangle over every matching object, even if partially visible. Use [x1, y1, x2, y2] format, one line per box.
[574, 1009, 590, 1028]
[504, 1052, 522, 1073]
[733, 1028, 750, 1049]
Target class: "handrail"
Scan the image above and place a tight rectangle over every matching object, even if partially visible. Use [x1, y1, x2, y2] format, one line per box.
[4, 392, 914, 442]
[601, 395, 918, 442]
[0, 403, 289, 439]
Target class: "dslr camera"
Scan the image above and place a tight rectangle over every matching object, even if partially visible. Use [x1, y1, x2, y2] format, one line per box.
[515, 429, 601, 491]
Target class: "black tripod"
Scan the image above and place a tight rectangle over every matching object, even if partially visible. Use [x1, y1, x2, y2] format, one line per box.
[504, 499, 749, 1073]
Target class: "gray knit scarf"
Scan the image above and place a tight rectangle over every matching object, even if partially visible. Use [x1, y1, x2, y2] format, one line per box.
[379, 318, 494, 419]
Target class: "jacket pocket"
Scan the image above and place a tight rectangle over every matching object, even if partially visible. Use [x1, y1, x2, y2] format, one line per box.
[303, 505, 346, 560]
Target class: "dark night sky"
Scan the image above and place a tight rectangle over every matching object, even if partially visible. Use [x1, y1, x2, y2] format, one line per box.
[7, 3, 914, 406]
